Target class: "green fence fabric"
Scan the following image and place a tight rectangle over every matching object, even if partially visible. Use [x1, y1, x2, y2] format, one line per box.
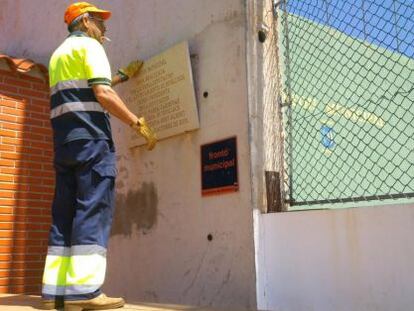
[278, 0, 414, 207]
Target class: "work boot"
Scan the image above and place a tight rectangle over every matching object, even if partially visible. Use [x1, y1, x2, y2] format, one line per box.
[39, 297, 64, 310]
[64, 293, 125, 311]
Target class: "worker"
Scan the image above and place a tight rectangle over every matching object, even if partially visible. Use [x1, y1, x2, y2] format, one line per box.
[40, 2, 157, 310]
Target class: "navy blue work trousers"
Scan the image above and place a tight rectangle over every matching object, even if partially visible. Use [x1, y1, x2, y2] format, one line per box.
[42, 139, 117, 300]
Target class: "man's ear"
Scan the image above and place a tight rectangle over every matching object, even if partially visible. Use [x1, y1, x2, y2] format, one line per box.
[81, 14, 90, 28]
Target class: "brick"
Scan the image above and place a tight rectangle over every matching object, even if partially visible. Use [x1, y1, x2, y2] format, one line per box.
[44, 150, 53, 157]
[3, 77, 31, 89]
[26, 232, 48, 240]
[0, 286, 9, 294]
[26, 215, 52, 224]
[15, 222, 48, 231]
[0, 175, 14, 182]
[0, 214, 14, 222]
[14, 199, 51, 209]
[1, 122, 24, 131]
[2, 106, 26, 117]
[5, 284, 42, 295]
[0, 129, 17, 138]
[0, 223, 12, 230]
[0, 91, 26, 102]
[0, 83, 20, 95]
[0, 269, 43, 278]
[32, 127, 52, 136]
[19, 132, 45, 141]
[0, 159, 15, 167]
[0, 144, 15, 152]
[29, 141, 52, 150]
[0, 238, 43, 248]
[31, 98, 49, 108]
[19, 73, 47, 83]
[19, 88, 47, 99]
[0, 198, 15, 206]
[0, 152, 21, 160]
[0, 207, 13, 214]
[22, 200, 50, 209]
[28, 246, 48, 254]
[42, 179, 55, 187]
[41, 193, 54, 201]
[29, 155, 52, 163]
[0, 231, 24, 239]
[14, 192, 42, 200]
[0, 191, 14, 198]
[25, 118, 43, 127]
[1, 166, 53, 177]
[30, 111, 49, 119]
[0, 252, 43, 262]
[0, 276, 41, 286]
[15, 161, 42, 170]
[0, 113, 17, 123]
[1, 136, 23, 145]
[0, 245, 26, 254]
[0, 184, 30, 192]
[28, 104, 45, 114]
[18, 146, 44, 154]
[42, 163, 54, 171]
[31, 82, 49, 92]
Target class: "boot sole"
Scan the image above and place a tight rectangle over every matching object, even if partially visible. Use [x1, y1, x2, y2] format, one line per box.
[64, 300, 124, 311]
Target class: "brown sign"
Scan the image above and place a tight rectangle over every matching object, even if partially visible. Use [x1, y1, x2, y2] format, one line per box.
[122, 41, 199, 147]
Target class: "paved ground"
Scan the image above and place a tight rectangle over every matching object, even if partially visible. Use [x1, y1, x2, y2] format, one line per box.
[0, 294, 265, 310]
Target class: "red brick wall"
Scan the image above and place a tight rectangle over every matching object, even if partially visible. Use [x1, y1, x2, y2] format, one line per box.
[0, 68, 53, 294]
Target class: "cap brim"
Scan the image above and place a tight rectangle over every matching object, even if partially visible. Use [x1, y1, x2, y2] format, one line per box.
[87, 8, 111, 20]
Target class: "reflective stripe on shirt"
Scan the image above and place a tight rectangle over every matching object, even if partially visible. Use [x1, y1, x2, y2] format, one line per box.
[50, 102, 105, 119]
[50, 79, 89, 96]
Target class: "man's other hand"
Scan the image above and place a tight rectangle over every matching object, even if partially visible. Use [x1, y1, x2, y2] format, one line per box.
[118, 60, 144, 80]
[133, 117, 157, 150]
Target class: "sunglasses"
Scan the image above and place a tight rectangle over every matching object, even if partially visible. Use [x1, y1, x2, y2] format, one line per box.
[89, 15, 105, 26]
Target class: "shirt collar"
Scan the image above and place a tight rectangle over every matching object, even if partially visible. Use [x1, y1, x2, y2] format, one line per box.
[68, 31, 88, 38]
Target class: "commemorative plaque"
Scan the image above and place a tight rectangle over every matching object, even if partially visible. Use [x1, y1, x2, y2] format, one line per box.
[123, 41, 199, 147]
[201, 137, 239, 196]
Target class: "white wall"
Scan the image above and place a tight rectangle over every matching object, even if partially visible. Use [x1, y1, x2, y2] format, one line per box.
[0, 1, 257, 309]
[257, 204, 414, 311]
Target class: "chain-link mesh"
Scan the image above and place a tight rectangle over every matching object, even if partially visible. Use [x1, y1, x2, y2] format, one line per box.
[277, 0, 414, 207]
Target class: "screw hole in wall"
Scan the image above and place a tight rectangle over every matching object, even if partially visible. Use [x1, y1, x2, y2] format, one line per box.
[258, 30, 266, 43]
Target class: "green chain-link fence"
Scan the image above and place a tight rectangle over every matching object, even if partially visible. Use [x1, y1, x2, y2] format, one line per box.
[277, 0, 414, 207]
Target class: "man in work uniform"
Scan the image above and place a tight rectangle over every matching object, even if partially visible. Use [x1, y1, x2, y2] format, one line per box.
[41, 2, 156, 310]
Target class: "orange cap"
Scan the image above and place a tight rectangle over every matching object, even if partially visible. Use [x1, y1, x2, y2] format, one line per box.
[64, 2, 111, 25]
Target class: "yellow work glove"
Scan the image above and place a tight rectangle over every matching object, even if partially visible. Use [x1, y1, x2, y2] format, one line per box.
[118, 60, 144, 81]
[131, 117, 157, 150]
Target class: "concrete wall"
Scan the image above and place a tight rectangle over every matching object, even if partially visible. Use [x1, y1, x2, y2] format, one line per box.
[257, 204, 414, 311]
[0, 0, 257, 309]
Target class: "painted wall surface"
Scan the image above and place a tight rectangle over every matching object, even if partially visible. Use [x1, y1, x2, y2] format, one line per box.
[0, 0, 257, 309]
[257, 204, 414, 311]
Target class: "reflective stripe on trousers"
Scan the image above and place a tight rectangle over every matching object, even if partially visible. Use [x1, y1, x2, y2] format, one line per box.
[42, 139, 116, 300]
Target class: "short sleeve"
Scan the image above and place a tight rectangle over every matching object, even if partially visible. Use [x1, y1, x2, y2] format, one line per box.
[83, 39, 112, 86]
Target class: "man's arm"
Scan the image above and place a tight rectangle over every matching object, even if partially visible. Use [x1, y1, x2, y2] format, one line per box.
[92, 84, 138, 126]
[111, 74, 124, 87]
[111, 60, 144, 87]
[92, 84, 157, 150]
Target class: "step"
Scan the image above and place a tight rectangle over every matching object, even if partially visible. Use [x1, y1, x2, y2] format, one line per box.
[0, 294, 266, 310]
